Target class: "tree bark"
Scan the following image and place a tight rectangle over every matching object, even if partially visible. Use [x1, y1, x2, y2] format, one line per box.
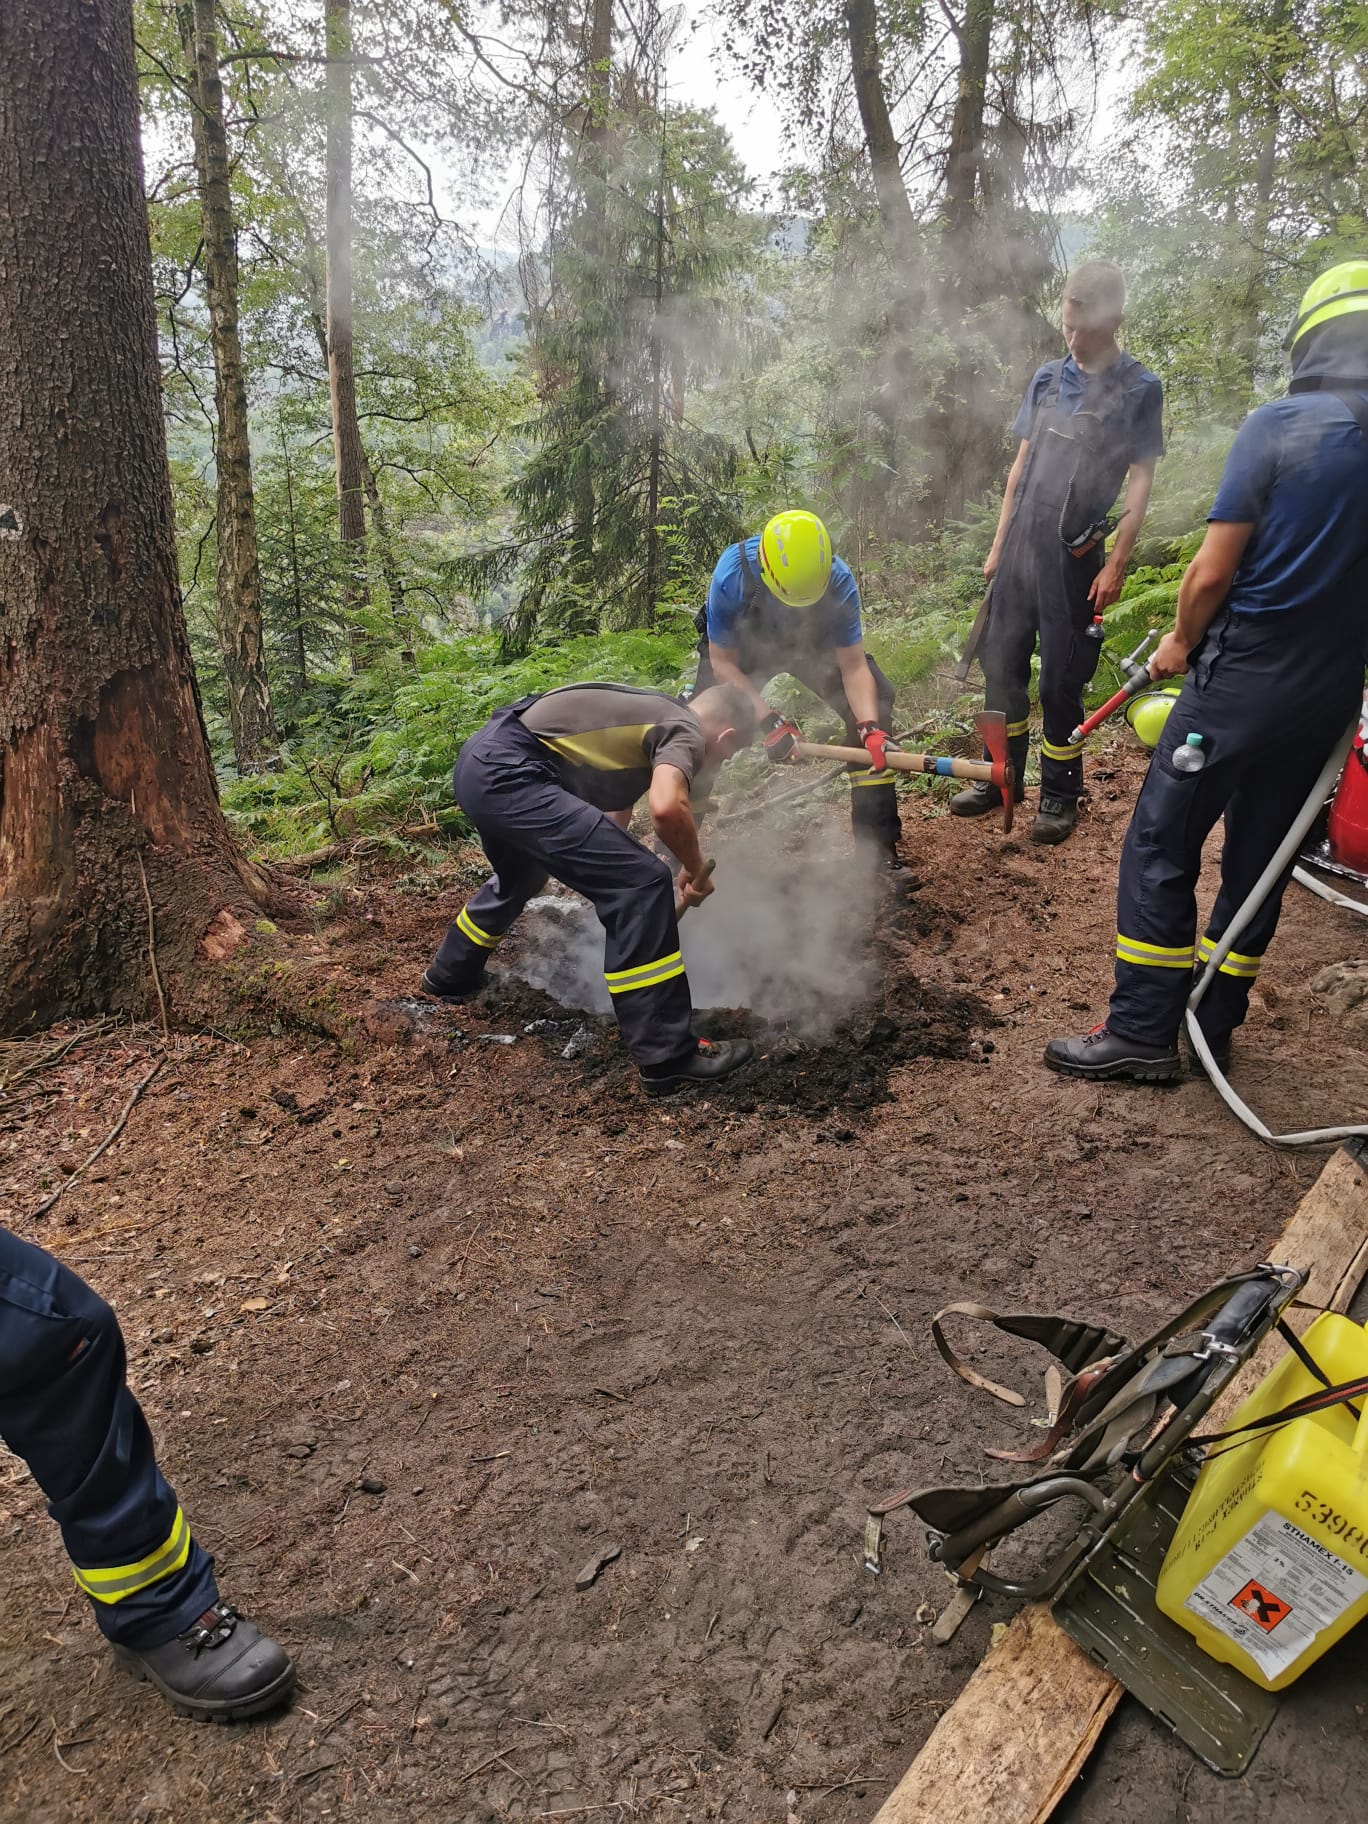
[325, 0, 369, 668]
[277, 412, 309, 691]
[643, 99, 666, 626]
[943, 0, 994, 250]
[0, 0, 269, 1032]
[571, 0, 614, 595]
[844, 0, 918, 265]
[181, 0, 278, 771]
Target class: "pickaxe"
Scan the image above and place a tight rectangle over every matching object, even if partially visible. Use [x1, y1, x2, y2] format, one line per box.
[792, 712, 1017, 834]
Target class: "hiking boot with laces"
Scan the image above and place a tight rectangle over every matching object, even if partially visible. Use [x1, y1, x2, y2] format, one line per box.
[1031, 794, 1078, 845]
[1043, 1023, 1181, 1084]
[113, 1602, 295, 1723]
[640, 1037, 754, 1097]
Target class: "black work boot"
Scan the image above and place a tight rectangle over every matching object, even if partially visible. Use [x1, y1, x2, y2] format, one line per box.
[1032, 794, 1078, 845]
[949, 780, 1004, 818]
[1185, 1030, 1233, 1078]
[640, 1037, 754, 1097]
[1043, 1025, 1181, 1084]
[113, 1602, 295, 1723]
[420, 968, 482, 1004]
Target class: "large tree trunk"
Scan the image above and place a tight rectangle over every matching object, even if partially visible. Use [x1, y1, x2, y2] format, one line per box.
[844, 0, 918, 265]
[571, 0, 614, 597]
[943, 0, 994, 252]
[182, 0, 278, 771]
[843, 0, 921, 534]
[324, 0, 369, 668]
[0, 0, 269, 1032]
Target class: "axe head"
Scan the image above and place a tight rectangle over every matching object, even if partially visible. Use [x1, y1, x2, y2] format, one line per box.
[973, 711, 1015, 834]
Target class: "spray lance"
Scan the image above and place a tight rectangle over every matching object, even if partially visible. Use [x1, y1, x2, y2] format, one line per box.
[1067, 629, 1160, 747]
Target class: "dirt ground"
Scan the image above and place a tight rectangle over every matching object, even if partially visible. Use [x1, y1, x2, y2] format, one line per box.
[3, 737, 1368, 1824]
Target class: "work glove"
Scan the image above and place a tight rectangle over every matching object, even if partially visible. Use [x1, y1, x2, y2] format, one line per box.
[857, 721, 894, 772]
[760, 711, 802, 765]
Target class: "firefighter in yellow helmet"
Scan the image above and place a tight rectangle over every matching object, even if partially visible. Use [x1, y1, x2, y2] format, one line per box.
[1045, 258, 1368, 1083]
[692, 511, 906, 873]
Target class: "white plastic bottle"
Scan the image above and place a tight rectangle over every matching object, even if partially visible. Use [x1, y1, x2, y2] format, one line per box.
[1172, 732, 1207, 774]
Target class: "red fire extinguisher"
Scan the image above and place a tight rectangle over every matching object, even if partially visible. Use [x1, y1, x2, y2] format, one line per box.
[1328, 704, 1368, 874]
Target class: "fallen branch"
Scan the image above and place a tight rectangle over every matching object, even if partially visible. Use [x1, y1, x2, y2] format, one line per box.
[132, 837, 170, 1042]
[716, 764, 846, 825]
[0, 1018, 120, 1094]
[29, 1055, 166, 1221]
[270, 819, 451, 874]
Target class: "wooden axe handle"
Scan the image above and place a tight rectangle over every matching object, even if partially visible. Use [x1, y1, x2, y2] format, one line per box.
[675, 855, 716, 919]
[791, 742, 1001, 786]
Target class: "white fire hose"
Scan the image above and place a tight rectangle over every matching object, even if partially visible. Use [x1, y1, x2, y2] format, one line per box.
[1185, 716, 1368, 1146]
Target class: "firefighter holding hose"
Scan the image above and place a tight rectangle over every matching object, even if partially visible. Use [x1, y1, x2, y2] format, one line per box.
[1046, 259, 1368, 1082]
[422, 682, 756, 1095]
[692, 511, 906, 875]
[953, 260, 1165, 843]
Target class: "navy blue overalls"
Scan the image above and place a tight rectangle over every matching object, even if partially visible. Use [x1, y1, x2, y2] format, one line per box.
[0, 1227, 218, 1648]
[1109, 382, 1368, 1049]
[692, 544, 901, 853]
[982, 360, 1140, 801]
[427, 701, 697, 1072]
[1108, 603, 1366, 1049]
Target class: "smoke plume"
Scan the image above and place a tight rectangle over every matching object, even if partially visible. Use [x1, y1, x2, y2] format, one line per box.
[503, 833, 883, 1036]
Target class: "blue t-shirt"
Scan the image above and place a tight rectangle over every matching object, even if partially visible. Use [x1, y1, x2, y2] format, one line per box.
[1010, 354, 1166, 465]
[1209, 392, 1368, 616]
[705, 536, 863, 648]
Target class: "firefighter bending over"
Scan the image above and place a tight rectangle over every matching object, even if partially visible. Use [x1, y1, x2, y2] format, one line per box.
[693, 511, 906, 874]
[423, 682, 756, 1095]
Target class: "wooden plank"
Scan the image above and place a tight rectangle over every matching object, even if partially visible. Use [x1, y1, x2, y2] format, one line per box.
[869, 1139, 1368, 1824]
[871, 1605, 1120, 1824]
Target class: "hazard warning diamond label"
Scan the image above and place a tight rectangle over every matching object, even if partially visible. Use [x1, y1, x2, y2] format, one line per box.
[1229, 1579, 1292, 1632]
[1185, 1511, 1368, 1679]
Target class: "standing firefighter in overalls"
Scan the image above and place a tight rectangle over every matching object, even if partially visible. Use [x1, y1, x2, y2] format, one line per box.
[692, 511, 906, 874]
[1044, 260, 1368, 1082]
[954, 261, 1165, 843]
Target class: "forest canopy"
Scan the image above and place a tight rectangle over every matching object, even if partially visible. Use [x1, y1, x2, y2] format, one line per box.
[124, 0, 1367, 854]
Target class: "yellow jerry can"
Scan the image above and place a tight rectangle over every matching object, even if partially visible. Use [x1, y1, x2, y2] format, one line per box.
[1155, 1311, 1368, 1691]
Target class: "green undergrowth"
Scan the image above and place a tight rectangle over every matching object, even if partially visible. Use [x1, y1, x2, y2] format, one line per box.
[222, 501, 1206, 862]
[223, 620, 699, 857]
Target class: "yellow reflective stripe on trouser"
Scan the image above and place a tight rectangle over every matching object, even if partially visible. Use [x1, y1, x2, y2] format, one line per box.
[1198, 936, 1263, 979]
[1006, 717, 1030, 738]
[456, 905, 501, 949]
[1116, 933, 1196, 969]
[849, 769, 896, 788]
[71, 1507, 192, 1605]
[605, 951, 685, 995]
[1041, 736, 1084, 761]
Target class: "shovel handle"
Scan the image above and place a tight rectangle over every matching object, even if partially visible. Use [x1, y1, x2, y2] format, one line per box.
[675, 855, 715, 920]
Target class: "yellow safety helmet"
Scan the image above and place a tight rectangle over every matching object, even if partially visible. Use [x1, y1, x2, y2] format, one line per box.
[1283, 259, 1368, 351]
[1125, 683, 1183, 750]
[759, 510, 832, 608]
